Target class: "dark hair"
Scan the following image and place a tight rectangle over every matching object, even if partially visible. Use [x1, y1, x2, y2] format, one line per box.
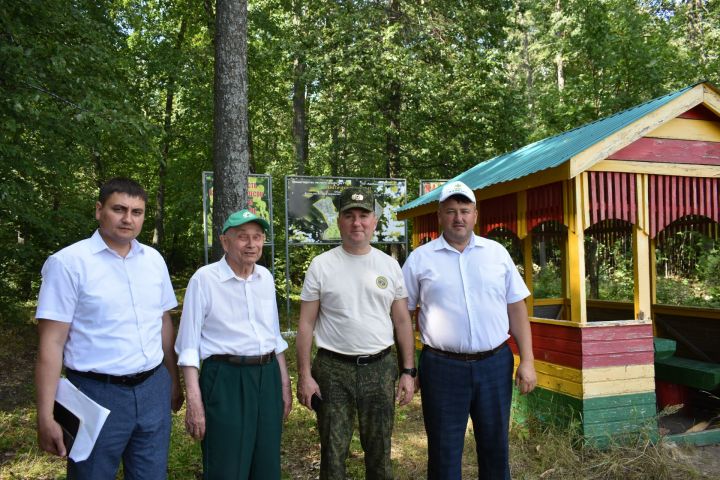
[98, 177, 148, 205]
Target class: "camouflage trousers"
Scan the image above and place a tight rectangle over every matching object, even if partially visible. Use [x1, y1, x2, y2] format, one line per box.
[312, 348, 398, 480]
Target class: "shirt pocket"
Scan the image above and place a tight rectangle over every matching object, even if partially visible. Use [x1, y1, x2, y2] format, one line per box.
[479, 263, 508, 297]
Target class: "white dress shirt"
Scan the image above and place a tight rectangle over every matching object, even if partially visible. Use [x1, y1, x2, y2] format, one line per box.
[36, 230, 178, 375]
[175, 257, 288, 369]
[402, 234, 530, 353]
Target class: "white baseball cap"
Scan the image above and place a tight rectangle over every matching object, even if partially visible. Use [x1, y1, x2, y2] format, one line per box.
[438, 181, 475, 203]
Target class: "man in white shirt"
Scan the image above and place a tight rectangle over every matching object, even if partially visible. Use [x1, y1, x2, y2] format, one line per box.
[296, 186, 416, 480]
[175, 209, 291, 479]
[34, 177, 183, 479]
[402, 180, 537, 480]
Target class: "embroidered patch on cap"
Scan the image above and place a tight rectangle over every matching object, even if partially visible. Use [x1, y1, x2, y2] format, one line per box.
[376, 276, 388, 289]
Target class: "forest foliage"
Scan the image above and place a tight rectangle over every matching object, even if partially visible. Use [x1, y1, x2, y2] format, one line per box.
[2, 0, 719, 316]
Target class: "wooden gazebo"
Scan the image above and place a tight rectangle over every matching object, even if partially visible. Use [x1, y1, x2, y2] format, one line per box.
[398, 82, 720, 446]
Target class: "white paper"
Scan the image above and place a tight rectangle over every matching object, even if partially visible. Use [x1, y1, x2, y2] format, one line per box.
[55, 378, 111, 462]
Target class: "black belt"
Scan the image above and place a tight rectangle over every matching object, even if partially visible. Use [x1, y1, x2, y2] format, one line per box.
[423, 342, 507, 361]
[318, 346, 391, 365]
[66, 363, 162, 387]
[208, 351, 276, 365]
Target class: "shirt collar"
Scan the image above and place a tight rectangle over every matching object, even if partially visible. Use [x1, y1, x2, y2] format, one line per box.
[219, 255, 260, 282]
[434, 233, 484, 253]
[90, 229, 143, 257]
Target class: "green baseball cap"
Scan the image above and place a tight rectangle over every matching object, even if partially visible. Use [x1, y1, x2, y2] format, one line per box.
[222, 209, 270, 234]
[336, 187, 374, 213]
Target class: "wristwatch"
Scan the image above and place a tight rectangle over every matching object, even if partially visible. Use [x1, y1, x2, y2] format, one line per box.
[400, 367, 417, 378]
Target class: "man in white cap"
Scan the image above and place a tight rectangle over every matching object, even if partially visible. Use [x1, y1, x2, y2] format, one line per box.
[175, 209, 291, 479]
[402, 180, 536, 480]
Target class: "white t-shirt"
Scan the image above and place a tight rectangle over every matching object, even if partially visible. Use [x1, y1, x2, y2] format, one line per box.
[36, 230, 177, 375]
[175, 257, 288, 369]
[301, 246, 407, 355]
[402, 234, 530, 353]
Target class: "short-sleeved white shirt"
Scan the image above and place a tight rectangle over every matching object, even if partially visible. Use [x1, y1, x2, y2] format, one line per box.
[402, 234, 529, 353]
[300, 246, 407, 355]
[174, 257, 288, 369]
[36, 230, 177, 375]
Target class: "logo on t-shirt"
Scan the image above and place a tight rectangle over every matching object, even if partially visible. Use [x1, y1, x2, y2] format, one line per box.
[376, 276, 388, 289]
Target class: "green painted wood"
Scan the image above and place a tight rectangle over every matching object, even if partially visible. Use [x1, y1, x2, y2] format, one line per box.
[582, 402, 657, 425]
[667, 429, 720, 447]
[582, 392, 657, 412]
[655, 356, 720, 390]
[653, 337, 677, 360]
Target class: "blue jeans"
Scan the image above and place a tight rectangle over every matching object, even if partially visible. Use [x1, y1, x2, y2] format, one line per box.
[66, 364, 172, 480]
[419, 345, 513, 480]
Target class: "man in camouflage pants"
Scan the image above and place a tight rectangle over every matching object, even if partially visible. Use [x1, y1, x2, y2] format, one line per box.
[296, 186, 416, 479]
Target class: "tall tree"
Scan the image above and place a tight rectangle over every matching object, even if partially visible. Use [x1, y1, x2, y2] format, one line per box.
[212, 0, 250, 260]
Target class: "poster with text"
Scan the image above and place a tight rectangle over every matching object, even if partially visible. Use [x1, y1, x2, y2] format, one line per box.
[286, 176, 406, 244]
[202, 172, 272, 248]
[419, 179, 447, 196]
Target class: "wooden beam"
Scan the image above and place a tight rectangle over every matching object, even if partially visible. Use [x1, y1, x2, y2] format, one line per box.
[570, 85, 704, 178]
[523, 234, 534, 317]
[588, 160, 720, 178]
[649, 237, 657, 335]
[633, 174, 652, 323]
[566, 177, 587, 323]
[646, 118, 720, 142]
[703, 84, 720, 117]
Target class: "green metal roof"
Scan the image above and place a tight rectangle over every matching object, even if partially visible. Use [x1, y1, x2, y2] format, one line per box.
[399, 83, 700, 213]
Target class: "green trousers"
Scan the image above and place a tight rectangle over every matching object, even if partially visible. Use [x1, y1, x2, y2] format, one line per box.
[312, 349, 398, 480]
[200, 357, 283, 480]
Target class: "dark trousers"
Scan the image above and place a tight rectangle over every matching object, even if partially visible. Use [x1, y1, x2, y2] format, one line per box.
[419, 345, 513, 480]
[66, 365, 172, 480]
[312, 349, 398, 480]
[200, 356, 283, 480]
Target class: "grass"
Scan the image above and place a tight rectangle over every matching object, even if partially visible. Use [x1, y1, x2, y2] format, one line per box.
[0, 315, 716, 479]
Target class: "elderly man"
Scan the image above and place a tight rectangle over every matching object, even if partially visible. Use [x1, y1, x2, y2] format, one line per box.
[175, 209, 291, 480]
[296, 186, 416, 480]
[34, 177, 183, 479]
[402, 180, 537, 480]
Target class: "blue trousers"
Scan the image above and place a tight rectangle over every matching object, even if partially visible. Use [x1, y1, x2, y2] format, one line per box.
[419, 345, 513, 480]
[66, 365, 172, 480]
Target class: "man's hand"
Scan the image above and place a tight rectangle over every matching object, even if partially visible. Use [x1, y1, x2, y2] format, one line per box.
[515, 359, 537, 395]
[395, 373, 415, 406]
[282, 382, 293, 420]
[184, 393, 206, 440]
[37, 417, 66, 457]
[171, 377, 185, 412]
[296, 374, 321, 410]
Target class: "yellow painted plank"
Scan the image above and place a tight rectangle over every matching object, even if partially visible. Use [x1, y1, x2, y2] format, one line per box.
[582, 364, 655, 383]
[570, 85, 704, 178]
[704, 85, 720, 117]
[649, 237, 657, 309]
[583, 377, 655, 397]
[581, 172, 590, 230]
[588, 160, 720, 178]
[646, 117, 720, 142]
[516, 190, 527, 239]
[522, 235, 534, 317]
[566, 177, 587, 323]
[633, 224, 652, 322]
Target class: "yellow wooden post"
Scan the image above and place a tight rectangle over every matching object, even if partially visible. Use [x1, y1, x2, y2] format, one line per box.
[565, 176, 587, 323]
[517, 191, 534, 317]
[649, 236, 658, 335]
[634, 174, 652, 322]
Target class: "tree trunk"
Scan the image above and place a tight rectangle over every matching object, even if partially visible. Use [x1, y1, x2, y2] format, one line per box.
[384, 0, 402, 179]
[555, 0, 565, 92]
[292, 2, 308, 175]
[154, 18, 187, 254]
[212, 0, 250, 261]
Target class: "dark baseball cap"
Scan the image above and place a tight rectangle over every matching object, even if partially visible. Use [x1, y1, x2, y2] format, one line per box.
[336, 187, 374, 213]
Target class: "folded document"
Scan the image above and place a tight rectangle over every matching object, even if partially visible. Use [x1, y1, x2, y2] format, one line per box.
[54, 378, 110, 462]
